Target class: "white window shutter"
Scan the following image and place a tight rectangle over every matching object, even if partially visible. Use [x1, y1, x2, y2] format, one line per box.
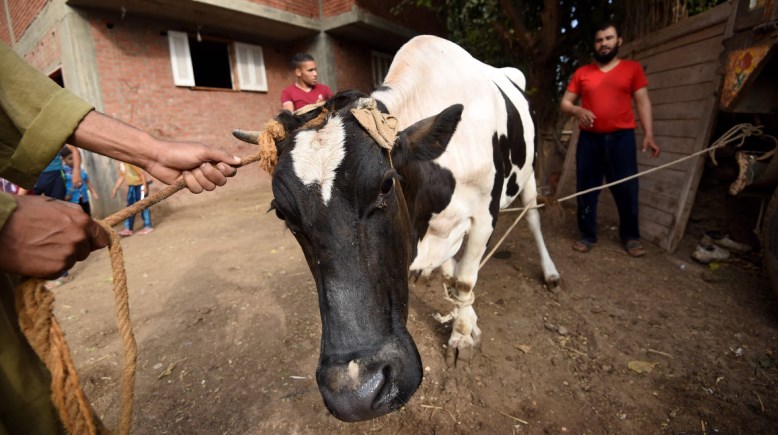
[167, 30, 195, 87]
[234, 42, 268, 92]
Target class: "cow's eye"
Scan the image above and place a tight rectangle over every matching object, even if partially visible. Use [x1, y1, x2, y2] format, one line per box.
[270, 201, 285, 221]
[380, 177, 394, 195]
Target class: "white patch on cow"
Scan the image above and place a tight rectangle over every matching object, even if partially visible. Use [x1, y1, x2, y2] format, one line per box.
[348, 360, 359, 380]
[291, 116, 346, 205]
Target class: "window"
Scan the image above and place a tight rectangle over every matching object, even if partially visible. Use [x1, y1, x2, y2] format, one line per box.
[371, 51, 393, 89]
[167, 30, 267, 92]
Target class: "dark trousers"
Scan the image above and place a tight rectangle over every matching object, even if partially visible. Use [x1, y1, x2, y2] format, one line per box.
[78, 200, 91, 216]
[33, 170, 66, 200]
[575, 129, 640, 244]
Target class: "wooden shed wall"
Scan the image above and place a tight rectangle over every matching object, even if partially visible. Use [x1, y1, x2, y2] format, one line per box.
[556, 2, 734, 252]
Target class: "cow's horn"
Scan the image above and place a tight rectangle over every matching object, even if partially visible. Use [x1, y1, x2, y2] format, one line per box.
[232, 129, 261, 144]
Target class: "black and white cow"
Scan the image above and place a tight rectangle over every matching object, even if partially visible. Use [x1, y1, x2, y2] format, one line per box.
[235, 35, 559, 422]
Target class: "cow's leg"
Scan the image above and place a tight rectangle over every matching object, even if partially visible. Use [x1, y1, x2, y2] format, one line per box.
[521, 176, 561, 287]
[434, 213, 492, 366]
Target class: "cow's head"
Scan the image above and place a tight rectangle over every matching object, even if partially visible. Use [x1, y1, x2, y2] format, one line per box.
[235, 91, 463, 421]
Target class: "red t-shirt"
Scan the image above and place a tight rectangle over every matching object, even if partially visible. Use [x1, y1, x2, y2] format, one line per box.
[566, 60, 648, 133]
[280, 83, 333, 110]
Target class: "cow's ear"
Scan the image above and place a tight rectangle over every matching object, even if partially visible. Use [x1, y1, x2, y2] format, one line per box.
[393, 104, 463, 164]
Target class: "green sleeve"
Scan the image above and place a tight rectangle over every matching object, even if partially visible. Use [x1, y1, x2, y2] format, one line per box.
[0, 41, 94, 189]
[0, 193, 17, 231]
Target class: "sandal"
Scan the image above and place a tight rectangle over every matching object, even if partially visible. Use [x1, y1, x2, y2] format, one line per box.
[625, 240, 646, 257]
[118, 229, 133, 237]
[572, 239, 593, 253]
[137, 227, 154, 235]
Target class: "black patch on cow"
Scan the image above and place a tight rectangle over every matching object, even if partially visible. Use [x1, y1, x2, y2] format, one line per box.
[498, 88, 527, 169]
[398, 160, 455, 245]
[393, 105, 463, 244]
[506, 172, 519, 197]
[487, 86, 528, 227]
[504, 74, 528, 99]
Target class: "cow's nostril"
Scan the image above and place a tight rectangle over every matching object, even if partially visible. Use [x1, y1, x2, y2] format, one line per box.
[371, 364, 397, 410]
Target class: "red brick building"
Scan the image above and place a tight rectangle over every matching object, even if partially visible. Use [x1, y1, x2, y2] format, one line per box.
[1, 0, 443, 216]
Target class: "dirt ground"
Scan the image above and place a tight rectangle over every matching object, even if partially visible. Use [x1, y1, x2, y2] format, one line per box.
[53, 169, 778, 434]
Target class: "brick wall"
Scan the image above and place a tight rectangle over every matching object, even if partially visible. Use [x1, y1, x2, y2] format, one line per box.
[88, 15, 290, 160]
[22, 26, 60, 72]
[7, 0, 48, 41]
[332, 38, 374, 93]
[246, 0, 319, 18]
[321, 0, 354, 17]
[0, 5, 12, 45]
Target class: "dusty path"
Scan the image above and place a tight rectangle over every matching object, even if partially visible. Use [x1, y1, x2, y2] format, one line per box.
[54, 173, 777, 434]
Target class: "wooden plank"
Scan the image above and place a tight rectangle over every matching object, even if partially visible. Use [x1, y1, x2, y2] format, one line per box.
[640, 202, 677, 228]
[647, 62, 720, 89]
[651, 83, 714, 105]
[634, 21, 727, 60]
[633, 20, 727, 61]
[641, 135, 699, 155]
[639, 172, 691, 199]
[636, 151, 698, 174]
[654, 119, 705, 138]
[637, 37, 725, 74]
[652, 101, 708, 121]
[621, 2, 732, 53]
[640, 218, 672, 247]
[641, 189, 681, 214]
[640, 167, 688, 187]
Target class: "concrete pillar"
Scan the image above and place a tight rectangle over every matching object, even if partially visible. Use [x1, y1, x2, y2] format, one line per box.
[307, 31, 337, 93]
[59, 5, 123, 218]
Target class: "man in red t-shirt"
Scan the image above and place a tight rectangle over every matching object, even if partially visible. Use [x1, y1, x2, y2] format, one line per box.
[280, 53, 333, 112]
[561, 22, 661, 257]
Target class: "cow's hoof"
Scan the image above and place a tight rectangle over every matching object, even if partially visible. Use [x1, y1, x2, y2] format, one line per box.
[444, 306, 481, 368]
[545, 274, 561, 289]
[445, 341, 480, 367]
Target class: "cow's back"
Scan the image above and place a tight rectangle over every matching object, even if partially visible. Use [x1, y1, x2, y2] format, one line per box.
[373, 35, 537, 270]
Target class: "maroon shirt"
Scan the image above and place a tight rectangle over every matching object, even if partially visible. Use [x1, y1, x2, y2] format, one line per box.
[280, 83, 333, 110]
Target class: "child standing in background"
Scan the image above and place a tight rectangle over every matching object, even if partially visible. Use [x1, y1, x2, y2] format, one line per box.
[112, 161, 154, 237]
[61, 147, 99, 215]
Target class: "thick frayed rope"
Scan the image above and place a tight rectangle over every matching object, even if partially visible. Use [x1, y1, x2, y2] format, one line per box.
[14, 147, 272, 434]
[15, 279, 107, 435]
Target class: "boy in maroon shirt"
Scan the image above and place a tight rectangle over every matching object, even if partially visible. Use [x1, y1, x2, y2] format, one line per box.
[281, 53, 333, 112]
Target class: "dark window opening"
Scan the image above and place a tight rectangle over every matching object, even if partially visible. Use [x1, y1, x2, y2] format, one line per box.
[50, 69, 64, 88]
[189, 38, 232, 89]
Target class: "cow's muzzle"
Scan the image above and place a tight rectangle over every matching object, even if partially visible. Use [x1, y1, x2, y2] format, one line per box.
[316, 340, 421, 421]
